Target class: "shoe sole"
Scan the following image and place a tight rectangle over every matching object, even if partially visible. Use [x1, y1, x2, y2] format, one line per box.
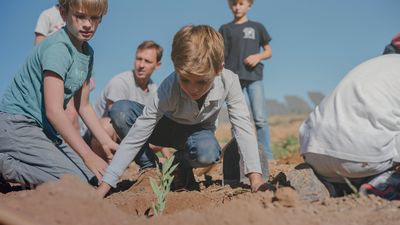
[286, 163, 330, 202]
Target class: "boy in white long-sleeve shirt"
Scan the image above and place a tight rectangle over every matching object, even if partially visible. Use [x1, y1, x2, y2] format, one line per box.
[97, 25, 265, 197]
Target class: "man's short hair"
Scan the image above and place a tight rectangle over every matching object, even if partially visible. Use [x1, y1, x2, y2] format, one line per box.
[137, 40, 163, 63]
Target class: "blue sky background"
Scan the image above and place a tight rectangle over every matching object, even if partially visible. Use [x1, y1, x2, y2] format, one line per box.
[1, 1, 399, 104]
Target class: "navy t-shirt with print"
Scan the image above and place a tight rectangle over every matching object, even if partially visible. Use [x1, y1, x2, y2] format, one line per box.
[219, 20, 271, 81]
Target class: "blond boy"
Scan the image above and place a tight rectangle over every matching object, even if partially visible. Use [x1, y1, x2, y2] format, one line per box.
[97, 25, 264, 197]
[0, 0, 117, 186]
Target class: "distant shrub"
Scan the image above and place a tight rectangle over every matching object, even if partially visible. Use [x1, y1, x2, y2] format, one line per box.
[272, 135, 300, 159]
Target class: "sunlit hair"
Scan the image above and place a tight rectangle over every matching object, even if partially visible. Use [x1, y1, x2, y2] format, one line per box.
[171, 25, 224, 79]
[137, 40, 163, 63]
[228, 0, 253, 6]
[59, 0, 108, 16]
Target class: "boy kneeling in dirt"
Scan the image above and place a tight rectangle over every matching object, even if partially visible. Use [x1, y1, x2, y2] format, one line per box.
[298, 54, 400, 200]
[0, 0, 118, 188]
[97, 25, 265, 197]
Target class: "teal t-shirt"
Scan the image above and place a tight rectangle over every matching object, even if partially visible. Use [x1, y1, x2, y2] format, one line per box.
[0, 27, 94, 140]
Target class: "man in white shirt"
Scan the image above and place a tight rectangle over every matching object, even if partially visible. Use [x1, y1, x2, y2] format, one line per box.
[87, 40, 165, 161]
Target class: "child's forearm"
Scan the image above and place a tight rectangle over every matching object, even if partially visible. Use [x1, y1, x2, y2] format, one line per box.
[47, 107, 93, 157]
[258, 44, 272, 61]
[80, 104, 113, 144]
[96, 182, 111, 198]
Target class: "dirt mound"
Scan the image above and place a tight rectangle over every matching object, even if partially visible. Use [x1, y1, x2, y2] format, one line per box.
[0, 175, 134, 225]
[1, 115, 400, 224]
[2, 162, 400, 225]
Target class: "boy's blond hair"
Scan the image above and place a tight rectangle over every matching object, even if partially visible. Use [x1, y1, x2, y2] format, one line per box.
[59, 0, 108, 16]
[171, 25, 224, 79]
[228, 0, 254, 6]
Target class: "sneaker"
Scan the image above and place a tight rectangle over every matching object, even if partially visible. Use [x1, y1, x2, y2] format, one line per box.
[286, 163, 331, 202]
[359, 170, 400, 200]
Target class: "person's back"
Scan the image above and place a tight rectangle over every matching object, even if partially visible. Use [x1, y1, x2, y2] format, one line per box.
[297, 54, 400, 200]
[300, 54, 400, 162]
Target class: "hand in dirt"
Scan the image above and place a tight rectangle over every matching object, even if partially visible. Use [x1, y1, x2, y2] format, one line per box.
[83, 151, 108, 183]
[248, 172, 265, 192]
[102, 140, 119, 163]
[96, 182, 111, 198]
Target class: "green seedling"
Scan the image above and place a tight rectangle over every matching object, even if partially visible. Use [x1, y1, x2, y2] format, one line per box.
[150, 155, 179, 216]
[343, 176, 360, 198]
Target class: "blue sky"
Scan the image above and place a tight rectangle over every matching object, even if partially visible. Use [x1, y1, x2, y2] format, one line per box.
[1, 1, 399, 104]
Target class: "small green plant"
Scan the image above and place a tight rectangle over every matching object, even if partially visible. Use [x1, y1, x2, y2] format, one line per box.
[150, 155, 179, 216]
[342, 176, 360, 198]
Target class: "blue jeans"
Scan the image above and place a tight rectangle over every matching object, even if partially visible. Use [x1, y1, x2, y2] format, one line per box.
[240, 80, 273, 160]
[109, 100, 221, 169]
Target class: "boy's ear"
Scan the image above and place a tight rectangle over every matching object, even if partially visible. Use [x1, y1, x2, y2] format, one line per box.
[220, 63, 225, 71]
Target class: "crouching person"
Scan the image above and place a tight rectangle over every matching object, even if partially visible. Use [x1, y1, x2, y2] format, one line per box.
[0, 0, 118, 187]
[299, 54, 400, 200]
[96, 25, 265, 197]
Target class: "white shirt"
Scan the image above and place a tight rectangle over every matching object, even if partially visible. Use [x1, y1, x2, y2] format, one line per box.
[94, 70, 157, 117]
[103, 69, 262, 187]
[35, 6, 65, 36]
[300, 54, 400, 163]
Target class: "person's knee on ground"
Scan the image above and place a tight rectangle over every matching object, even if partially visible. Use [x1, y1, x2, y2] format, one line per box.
[108, 100, 144, 139]
[183, 130, 221, 168]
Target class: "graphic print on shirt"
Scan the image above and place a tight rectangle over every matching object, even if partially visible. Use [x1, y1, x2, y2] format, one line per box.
[243, 27, 255, 40]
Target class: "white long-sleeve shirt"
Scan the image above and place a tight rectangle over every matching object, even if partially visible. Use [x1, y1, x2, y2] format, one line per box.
[103, 69, 262, 187]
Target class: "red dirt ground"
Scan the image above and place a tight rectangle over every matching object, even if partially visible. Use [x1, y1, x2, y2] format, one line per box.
[1, 115, 400, 225]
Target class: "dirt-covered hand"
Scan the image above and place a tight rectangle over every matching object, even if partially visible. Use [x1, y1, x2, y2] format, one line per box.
[248, 172, 265, 192]
[83, 151, 108, 183]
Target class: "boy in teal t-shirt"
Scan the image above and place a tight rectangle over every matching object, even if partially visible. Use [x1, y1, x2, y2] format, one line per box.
[0, 0, 117, 187]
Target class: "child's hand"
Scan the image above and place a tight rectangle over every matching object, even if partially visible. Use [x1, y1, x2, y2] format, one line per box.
[96, 182, 111, 198]
[248, 172, 265, 192]
[244, 54, 261, 68]
[102, 140, 119, 163]
[82, 151, 108, 182]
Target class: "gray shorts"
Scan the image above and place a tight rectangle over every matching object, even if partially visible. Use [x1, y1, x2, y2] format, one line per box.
[0, 112, 96, 186]
[304, 152, 394, 183]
